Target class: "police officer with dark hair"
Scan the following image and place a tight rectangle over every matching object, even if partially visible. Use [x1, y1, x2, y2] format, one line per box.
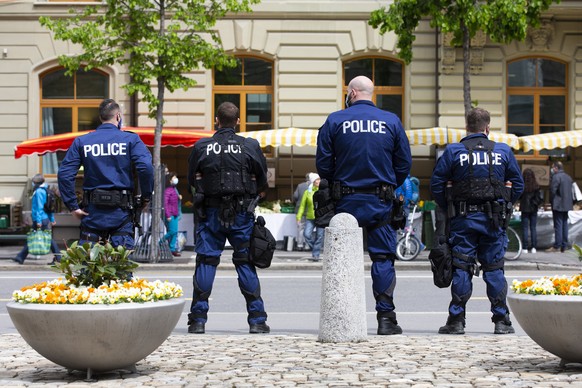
[430, 107, 524, 335]
[187, 101, 270, 334]
[317, 75, 412, 335]
[58, 98, 154, 248]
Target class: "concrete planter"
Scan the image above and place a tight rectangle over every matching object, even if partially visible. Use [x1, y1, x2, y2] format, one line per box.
[508, 293, 582, 366]
[7, 298, 185, 377]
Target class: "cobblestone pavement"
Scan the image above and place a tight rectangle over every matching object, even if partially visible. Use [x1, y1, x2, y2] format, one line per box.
[1, 333, 581, 386]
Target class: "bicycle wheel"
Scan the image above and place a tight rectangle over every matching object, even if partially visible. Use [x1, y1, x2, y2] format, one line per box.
[505, 226, 522, 261]
[396, 236, 421, 261]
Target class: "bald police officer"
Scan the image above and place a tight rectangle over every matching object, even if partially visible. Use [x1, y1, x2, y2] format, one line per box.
[430, 108, 524, 335]
[316, 75, 412, 335]
[187, 101, 270, 334]
[58, 98, 154, 248]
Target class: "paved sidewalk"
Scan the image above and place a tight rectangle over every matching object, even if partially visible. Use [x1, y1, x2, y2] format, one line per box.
[1, 333, 581, 386]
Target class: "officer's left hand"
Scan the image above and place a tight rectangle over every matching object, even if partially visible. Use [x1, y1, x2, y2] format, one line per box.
[72, 208, 88, 220]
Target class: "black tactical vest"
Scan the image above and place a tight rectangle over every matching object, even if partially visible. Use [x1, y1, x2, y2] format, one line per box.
[451, 137, 509, 203]
[200, 134, 255, 197]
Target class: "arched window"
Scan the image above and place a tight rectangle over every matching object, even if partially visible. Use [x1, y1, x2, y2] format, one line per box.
[507, 57, 567, 156]
[343, 57, 404, 120]
[213, 56, 273, 132]
[40, 67, 109, 174]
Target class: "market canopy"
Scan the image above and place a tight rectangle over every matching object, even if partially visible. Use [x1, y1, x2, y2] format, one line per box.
[405, 127, 520, 150]
[518, 130, 582, 152]
[240, 127, 318, 148]
[14, 127, 213, 158]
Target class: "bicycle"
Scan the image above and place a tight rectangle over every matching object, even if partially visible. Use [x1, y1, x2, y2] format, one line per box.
[395, 203, 423, 261]
[504, 226, 522, 261]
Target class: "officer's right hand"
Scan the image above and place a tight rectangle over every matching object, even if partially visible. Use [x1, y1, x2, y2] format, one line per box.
[72, 208, 88, 220]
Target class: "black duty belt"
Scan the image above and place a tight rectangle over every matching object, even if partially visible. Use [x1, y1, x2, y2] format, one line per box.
[454, 202, 504, 215]
[204, 196, 252, 209]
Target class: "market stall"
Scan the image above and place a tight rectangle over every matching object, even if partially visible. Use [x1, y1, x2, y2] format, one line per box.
[512, 210, 582, 249]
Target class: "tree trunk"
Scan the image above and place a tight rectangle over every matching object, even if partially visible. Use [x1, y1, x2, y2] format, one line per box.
[149, 0, 166, 263]
[150, 78, 165, 263]
[462, 21, 472, 116]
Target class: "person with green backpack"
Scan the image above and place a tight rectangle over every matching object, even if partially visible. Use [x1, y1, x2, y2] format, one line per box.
[13, 174, 61, 265]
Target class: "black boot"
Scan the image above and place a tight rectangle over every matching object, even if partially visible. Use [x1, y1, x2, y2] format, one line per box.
[438, 315, 465, 334]
[249, 322, 270, 334]
[377, 316, 402, 335]
[188, 321, 205, 334]
[493, 315, 515, 334]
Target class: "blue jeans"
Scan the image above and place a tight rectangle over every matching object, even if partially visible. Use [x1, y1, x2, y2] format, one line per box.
[16, 219, 61, 263]
[521, 212, 538, 250]
[304, 219, 324, 258]
[552, 210, 569, 250]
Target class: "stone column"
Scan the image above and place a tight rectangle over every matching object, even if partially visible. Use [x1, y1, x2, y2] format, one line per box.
[318, 213, 367, 343]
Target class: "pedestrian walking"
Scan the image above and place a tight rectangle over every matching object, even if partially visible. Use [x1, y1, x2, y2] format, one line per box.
[296, 173, 324, 261]
[164, 171, 182, 256]
[14, 174, 61, 264]
[293, 173, 311, 251]
[546, 161, 573, 252]
[430, 107, 524, 335]
[57, 98, 154, 249]
[316, 75, 412, 335]
[519, 168, 543, 254]
[187, 101, 270, 334]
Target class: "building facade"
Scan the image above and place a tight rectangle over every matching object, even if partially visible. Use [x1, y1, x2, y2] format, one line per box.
[1, 0, 582, 208]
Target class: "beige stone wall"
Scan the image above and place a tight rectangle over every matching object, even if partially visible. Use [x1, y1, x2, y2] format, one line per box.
[0, 0, 581, 203]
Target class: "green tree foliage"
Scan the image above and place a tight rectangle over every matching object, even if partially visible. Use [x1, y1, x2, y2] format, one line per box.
[40, 0, 258, 261]
[369, 0, 559, 115]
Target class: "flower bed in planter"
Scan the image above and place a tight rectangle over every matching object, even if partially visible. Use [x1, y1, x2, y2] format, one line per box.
[8, 241, 184, 379]
[509, 275, 582, 366]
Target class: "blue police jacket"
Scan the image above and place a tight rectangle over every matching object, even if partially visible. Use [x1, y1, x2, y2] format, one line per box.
[430, 133, 524, 209]
[316, 100, 412, 189]
[58, 123, 154, 211]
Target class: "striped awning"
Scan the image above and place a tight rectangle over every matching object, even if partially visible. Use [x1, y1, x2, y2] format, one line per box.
[240, 127, 318, 147]
[406, 127, 520, 150]
[518, 130, 582, 152]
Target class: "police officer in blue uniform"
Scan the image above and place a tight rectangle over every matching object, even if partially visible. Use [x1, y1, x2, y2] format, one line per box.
[187, 101, 270, 334]
[430, 108, 524, 335]
[58, 98, 154, 248]
[316, 75, 412, 335]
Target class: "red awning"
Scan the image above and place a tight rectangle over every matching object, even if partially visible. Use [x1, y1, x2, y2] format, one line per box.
[14, 127, 213, 159]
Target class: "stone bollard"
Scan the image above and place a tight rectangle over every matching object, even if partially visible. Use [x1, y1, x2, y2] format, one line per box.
[318, 212, 367, 343]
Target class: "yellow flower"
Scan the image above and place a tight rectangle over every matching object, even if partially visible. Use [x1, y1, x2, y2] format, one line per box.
[12, 278, 183, 305]
[511, 275, 582, 296]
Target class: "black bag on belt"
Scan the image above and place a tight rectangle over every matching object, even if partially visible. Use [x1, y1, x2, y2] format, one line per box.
[249, 216, 276, 269]
[429, 235, 453, 288]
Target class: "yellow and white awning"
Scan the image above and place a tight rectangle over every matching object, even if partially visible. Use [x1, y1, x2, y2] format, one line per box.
[518, 130, 582, 152]
[240, 127, 318, 147]
[406, 128, 520, 150]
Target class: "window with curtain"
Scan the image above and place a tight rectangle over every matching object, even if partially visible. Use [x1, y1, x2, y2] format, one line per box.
[343, 57, 404, 121]
[213, 57, 273, 133]
[40, 68, 109, 175]
[507, 57, 567, 157]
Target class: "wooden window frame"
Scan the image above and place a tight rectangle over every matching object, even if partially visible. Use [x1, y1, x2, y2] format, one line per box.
[212, 56, 274, 133]
[507, 56, 568, 159]
[342, 56, 405, 120]
[39, 67, 109, 175]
